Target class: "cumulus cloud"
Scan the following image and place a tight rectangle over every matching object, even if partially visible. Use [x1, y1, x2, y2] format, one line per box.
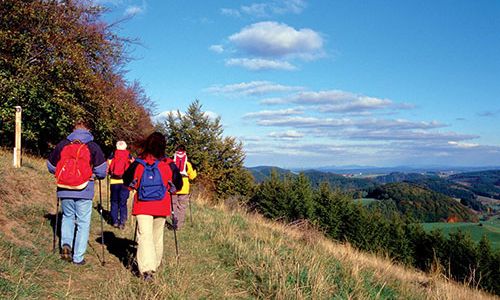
[221, 0, 307, 18]
[225, 58, 296, 71]
[229, 22, 323, 59]
[206, 81, 303, 96]
[209, 44, 224, 54]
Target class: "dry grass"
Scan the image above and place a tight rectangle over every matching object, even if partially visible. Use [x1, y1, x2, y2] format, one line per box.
[0, 149, 498, 299]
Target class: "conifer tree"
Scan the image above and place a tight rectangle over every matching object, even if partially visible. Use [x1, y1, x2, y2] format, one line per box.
[157, 100, 253, 200]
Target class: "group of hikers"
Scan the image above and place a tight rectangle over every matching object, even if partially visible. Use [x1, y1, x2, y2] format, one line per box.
[47, 120, 197, 281]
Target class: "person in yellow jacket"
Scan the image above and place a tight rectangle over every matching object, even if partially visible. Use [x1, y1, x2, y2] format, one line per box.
[172, 145, 197, 230]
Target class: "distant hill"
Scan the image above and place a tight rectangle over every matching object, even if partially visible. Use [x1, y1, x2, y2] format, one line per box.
[449, 170, 500, 200]
[374, 172, 485, 211]
[366, 182, 478, 222]
[247, 166, 294, 182]
[248, 166, 375, 191]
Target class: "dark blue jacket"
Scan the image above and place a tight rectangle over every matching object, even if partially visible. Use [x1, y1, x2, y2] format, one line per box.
[47, 129, 107, 199]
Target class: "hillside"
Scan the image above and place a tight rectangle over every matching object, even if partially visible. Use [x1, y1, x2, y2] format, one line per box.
[0, 150, 497, 299]
[366, 182, 477, 222]
[449, 170, 500, 200]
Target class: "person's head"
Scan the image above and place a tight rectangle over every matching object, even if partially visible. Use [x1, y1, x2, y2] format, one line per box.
[73, 119, 90, 131]
[176, 144, 186, 152]
[140, 132, 166, 158]
[116, 140, 127, 150]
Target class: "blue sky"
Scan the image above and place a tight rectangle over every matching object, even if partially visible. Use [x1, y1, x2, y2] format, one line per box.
[97, 0, 500, 168]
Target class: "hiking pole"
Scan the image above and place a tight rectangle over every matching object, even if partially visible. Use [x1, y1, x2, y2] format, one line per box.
[106, 175, 110, 211]
[53, 196, 60, 253]
[168, 181, 179, 260]
[98, 179, 106, 266]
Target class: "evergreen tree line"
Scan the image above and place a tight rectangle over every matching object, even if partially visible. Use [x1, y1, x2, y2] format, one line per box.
[249, 171, 500, 295]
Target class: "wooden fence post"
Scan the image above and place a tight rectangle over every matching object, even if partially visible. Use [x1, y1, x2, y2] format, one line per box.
[13, 106, 22, 168]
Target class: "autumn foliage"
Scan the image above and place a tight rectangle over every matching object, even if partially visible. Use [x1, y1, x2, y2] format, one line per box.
[0, 0, 154, 154]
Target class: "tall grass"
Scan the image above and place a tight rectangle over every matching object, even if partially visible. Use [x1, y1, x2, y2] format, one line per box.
[0, 150, 497, 299]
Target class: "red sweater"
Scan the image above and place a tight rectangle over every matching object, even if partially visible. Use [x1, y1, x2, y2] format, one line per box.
[131, 155, 173, 217]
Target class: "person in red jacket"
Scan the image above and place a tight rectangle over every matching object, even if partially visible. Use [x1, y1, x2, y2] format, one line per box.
[125, 132, 182, 281]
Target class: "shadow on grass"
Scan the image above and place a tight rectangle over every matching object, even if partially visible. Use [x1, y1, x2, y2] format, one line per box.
[43, 212, 62, 253]
[95, 231, 138, 275]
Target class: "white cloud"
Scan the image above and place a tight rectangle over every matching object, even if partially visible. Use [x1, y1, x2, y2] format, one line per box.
[268, 130, 304, 139]
[229, 22, 323, 59]
[220, 8, 241, 17]
[448, 141, 480, 148]
[207, 81, 303, 96]
[244, 108, 304, 118]
[261, 90, 413, 114]
[124, 5, 144, 16]
[209, 44, 224, 54]
[221, 0, 307, 18]
[225, 58, 296, 71]
[204, 110, 219, 120]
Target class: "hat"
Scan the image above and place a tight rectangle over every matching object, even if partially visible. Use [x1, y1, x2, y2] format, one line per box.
[116, 140, 127, 150]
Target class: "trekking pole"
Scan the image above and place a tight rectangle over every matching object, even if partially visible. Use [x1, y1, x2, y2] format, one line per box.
[98, 180, 106, 266]
[106, 175, 110, 211]
[168, 181, 179, 260]
[53, 196, 60, 253]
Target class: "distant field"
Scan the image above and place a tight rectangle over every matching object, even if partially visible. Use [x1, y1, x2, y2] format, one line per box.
[422, 217, 500, 250]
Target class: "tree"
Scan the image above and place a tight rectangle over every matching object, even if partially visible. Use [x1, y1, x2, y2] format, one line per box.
[157, 100, 253, 200]
[0, 0, 154, 154]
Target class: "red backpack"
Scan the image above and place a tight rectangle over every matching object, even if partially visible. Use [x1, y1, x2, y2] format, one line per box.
[55, 140, 93, 189]
[109, 149, 130, 179]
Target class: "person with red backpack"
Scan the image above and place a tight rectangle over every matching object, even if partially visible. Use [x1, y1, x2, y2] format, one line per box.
[122, 132, 182, 281]
[47, 120, 107, 265]
[107, 140, 133, 229]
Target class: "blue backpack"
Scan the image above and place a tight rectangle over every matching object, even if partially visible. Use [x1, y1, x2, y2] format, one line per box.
[135, 158, 167, 201]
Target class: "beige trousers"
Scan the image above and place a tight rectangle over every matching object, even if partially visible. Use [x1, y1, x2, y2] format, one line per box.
[136, 214, 166, 274]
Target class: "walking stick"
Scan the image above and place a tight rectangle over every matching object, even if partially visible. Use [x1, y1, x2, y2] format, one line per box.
[106, 175, 110, 211]
[53, 196, 60, 253]
[168, 181, 179, 259]
[98, 180, 106, 266]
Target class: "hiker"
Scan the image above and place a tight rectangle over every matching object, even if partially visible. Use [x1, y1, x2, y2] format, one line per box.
[107, 141, 133, 229]
[123, 132, 182, 280]
[47, 120, 107, 265]
[172, 145, 197, 230]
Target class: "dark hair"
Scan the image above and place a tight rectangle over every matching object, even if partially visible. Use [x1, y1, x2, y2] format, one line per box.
[176, 144, 186, 152]
[74, 118, 90, 130]
[139, 132, 166, 159]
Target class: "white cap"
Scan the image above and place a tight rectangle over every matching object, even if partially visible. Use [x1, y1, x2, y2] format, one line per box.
[116, 140, 127, 150]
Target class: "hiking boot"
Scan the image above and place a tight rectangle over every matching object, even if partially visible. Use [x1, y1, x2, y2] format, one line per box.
[113, 223, 119, 228]
[61, 244, 72, 262]
[119, 224, 126, 230]
[142, 272, 154, 282]
[72, 259, 86, 266]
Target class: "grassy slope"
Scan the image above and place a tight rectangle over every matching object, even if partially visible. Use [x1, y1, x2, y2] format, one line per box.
[0, 150, 498, 299]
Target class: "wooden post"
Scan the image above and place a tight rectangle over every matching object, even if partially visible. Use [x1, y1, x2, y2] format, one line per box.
[13, 106, 22, 168]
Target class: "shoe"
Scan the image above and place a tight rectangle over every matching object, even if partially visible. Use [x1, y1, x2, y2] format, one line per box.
[61, 244, 72, 262]
[72, 259, 86, 266]
[113, 223, 119, 228]
[119, 224, 125, 230]
[142, 271, 154, 281]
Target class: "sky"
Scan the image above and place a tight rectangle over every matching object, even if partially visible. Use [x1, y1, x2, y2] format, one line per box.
[96, 0, 500, 168]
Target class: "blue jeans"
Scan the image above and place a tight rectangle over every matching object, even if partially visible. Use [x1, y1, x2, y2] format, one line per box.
[60, 198, 92, 263]
[110, 184, 130, 225]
